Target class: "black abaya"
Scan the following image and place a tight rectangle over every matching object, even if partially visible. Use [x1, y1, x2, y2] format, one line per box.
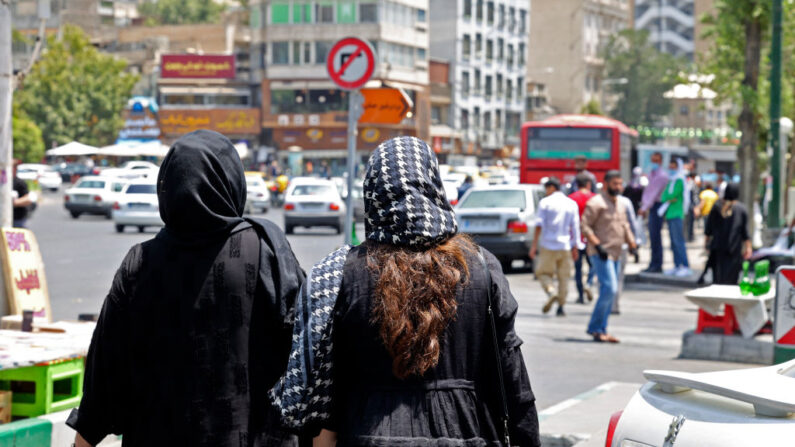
[705, 200, 750, 285]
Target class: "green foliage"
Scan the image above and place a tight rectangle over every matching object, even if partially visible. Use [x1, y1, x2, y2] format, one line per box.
[13, 25, 139, 148]
[138, 0, 224, 25]
[11, 107, 45, 163]
[579, 99, 603, 115]
[602, 29, 685, 127]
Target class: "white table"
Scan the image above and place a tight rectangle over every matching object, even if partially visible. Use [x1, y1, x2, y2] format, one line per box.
[684, 285, 774, 338]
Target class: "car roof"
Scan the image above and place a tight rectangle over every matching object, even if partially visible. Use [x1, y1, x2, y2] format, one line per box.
[75, 176, 125, 182]
[466, 184, 542, 192]
[289, 177, 336, 186]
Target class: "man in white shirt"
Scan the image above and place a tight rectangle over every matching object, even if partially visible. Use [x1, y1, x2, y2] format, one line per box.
[530, 177, 581, 316]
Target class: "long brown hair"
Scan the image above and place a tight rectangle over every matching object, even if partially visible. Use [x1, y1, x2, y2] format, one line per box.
[367, 234, 476, 379]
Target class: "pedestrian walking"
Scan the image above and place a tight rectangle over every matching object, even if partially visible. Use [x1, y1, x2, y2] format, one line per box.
[271, 137, 540, 446]
[686, 172, 698, 242]
[582, 170, 636, 343]
[69, 130, 305, 447]
[613, 193, 639, 315]
[705, 183, 752, 284]
[12, 161, 33, 228]
[457, 174, 474, 199]
[568, 173, 596, 304]
[697, 182, 719, 223]
[622, 166, 645, 263]
[567, 155, 597, 194]
[660, 158, 691, 277]
[638, 152, 668, 273]
[530, 177, 581, 317]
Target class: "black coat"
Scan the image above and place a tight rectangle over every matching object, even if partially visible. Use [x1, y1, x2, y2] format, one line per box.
[328, 244, 540, 446]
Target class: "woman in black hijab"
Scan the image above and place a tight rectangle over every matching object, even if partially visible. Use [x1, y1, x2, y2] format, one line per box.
[68, 130, 305, 446]
[705, 183, 752, 284]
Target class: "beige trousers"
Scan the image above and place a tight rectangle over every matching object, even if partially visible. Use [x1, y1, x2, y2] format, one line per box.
[535, 248, 573, 307]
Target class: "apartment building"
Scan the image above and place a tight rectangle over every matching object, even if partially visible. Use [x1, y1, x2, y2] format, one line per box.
[430, 0, 529, 157]
[528, 0, 631, 114]
[250, 0, 431, 173]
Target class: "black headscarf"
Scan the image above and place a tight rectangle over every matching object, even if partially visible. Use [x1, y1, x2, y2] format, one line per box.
[724, 182, 740, 201]
[363, 136, 457, 248]
[157, 130, 246, 240]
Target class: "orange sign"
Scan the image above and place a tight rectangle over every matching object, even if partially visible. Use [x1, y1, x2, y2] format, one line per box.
[160, 109, 261, 135]
[359, 88, 412, 124]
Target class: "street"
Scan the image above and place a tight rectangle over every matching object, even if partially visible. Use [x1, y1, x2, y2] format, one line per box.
[30, 192, 748, 411]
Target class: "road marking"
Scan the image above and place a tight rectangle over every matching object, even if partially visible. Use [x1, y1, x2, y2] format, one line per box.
[538, 381, 620, 422]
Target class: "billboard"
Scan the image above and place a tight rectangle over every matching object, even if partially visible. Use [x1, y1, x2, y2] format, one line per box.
[160, 109, 261, 135]
[161, 54, 236, 79]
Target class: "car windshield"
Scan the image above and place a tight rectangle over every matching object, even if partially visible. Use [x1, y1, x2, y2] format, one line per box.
[126, 184, 156, 194]
[459, 190, 526, 209]
[75, 180, 105, 189]
[291, 184, 334, 196]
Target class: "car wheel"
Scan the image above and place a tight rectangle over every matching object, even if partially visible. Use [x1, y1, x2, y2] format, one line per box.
[138, 226, 145, 233]
[70, 211, 81, 219]
[115, 224, 124, 233]
[285, 225, 293, 235]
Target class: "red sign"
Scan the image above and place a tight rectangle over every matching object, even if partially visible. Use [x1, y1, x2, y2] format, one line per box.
[326, 38, 376, 90]
[161, 54, 236, 79]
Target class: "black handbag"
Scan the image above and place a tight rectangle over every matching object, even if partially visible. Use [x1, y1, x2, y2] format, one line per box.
[477, 248, 512, 447]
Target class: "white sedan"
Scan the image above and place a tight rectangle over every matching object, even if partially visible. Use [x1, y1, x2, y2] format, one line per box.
[245, 174, 271, 214]
[99, 161, 159, 180]
[17, 163, 63, 191]
[607, 359, 795, 447]
[283, 177, 345, 234]
[112, 180, 163, 233]
[64, 176, 127, 219]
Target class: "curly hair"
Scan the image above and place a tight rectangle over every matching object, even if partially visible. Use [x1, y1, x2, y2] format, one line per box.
[367, 234, 476, 379]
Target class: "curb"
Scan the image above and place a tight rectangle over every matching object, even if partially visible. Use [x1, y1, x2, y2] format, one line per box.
[679, 330, 774, 364]
[625, 272, 699, 288]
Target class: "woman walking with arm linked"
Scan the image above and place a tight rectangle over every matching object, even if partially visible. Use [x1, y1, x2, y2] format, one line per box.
[277, 136, 539, 446]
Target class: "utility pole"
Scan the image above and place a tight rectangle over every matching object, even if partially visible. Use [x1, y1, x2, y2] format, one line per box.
[0, 0, 14, 228]
[768, 0, 783, 228]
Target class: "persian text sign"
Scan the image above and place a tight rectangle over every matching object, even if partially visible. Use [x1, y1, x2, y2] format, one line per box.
[161, 54, 236, 79]
[160, 109, 261, 135]
[0, 229, 52, 322]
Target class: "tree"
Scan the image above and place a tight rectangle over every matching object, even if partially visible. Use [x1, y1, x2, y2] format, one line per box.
[138, 0, 223, 25]
[700, 0, 771, 209]
[12, 107, 45, 163]
[14, 25, 139, 148]
[579, 99, 603, 115]
[602, 29, 684, 128]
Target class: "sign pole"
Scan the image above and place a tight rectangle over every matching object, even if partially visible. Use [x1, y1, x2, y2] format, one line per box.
[345, 90, 362, 245]
[0, 2, 13, 229]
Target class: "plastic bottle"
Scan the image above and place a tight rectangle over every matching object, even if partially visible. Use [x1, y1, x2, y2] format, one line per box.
[752, 260, 770, 296]
[739, 261, 752, 295]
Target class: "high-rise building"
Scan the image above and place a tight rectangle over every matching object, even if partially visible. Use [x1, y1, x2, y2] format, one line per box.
[250, 0, 431, 173]
[429, 0, 529, 156]
[527, 0, 632, 115]
[634, 0, 696, 61]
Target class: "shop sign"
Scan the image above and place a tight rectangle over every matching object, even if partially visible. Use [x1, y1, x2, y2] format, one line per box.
[161, 54, 236, 79]
[0, 229, 52, 322]
[160, 109, 261, 135]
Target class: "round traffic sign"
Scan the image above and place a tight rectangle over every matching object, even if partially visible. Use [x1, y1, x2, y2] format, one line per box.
[326, 37, 376, 90]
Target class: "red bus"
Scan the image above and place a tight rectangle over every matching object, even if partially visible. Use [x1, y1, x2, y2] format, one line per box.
[519, 114, 637, 186]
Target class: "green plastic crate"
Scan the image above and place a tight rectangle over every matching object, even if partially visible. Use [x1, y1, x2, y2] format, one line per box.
[0, 358, 83, 418]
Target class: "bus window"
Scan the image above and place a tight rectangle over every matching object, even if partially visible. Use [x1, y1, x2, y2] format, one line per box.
[527, 128, 612, 160]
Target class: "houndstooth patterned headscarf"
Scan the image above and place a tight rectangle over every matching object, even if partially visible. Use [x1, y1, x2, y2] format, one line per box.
[364, 136, 458, 247]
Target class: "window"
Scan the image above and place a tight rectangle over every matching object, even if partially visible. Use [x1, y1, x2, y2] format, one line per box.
[359, 3, 377, 22]
[475, 33, 482, 58]
[303, 42, 312, 64]
[337, 2, 356, 22]
[315, 3, 334, 23]
[315, 41, 333, 64]
[519, 9, 527, 33]
[459, 190, 526, 209]
[126, 184, 157, 194]
[495, 110, 502, 128]
[485, 75, 492, 100]
[486, 39, 493, 63]
[462, 71, 470, 97]
[271, 2, 289, 23]
[484, 112, 491, 130]
[498, 4, 505, 28]
[507, 44, 514, 68]
[509, 7, 516, 31]
[517, 76, 524, 100]
[473, 106, 481, 129]
[462, 35, 471, 60]
[474, 69, 481, 94]
[496, 74, 503, 97]
[113, 183, 125, 193]
[272, 41, 289, 64]
[417, 48, 427, 61]
[476, 0, 483, 21]
[292, 3, 311, 23]
[585, 75, 591, 92]
[417, 8, 426, 22]
[486, 1, 494, 24]
[461, 109, 469, 129]
[527, 128, 612, 160]
[464, 0, 472, 19]
[506, 79, 513, 102]
[518, 43, 525, 67]
[270, 89, 349, 114]
[431, 106, 441, 124]
[680, 105, 689, 116]
[497, 38, 504, 62]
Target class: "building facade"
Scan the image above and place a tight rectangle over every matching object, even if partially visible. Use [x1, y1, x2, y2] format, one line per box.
[528, 0, 631, 115]
[430, 0, 528, 157]
[634, 0, 695, 61]
[250, 0, 431, 174]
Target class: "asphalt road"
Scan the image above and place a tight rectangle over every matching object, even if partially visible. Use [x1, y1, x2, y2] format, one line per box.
[29, 192, 750, 410]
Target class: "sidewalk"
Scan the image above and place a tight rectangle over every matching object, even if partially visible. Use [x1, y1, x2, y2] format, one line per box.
[624, 221, 707, 288]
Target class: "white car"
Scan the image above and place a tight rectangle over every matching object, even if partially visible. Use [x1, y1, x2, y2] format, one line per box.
[112, 180, 163, 233]
[607, 360, 795, 447]
[64, 176, 127, 219]
[17, 163, 63, 191]
[245, 174, 271, 214]
[99, 161, 159, 180]
[283, 177, 345, 234]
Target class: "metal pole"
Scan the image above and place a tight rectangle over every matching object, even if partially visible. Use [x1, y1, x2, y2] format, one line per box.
[0, 1, 14, 228]
[344, 90, 362, 245]
[768, 0, 783, 228]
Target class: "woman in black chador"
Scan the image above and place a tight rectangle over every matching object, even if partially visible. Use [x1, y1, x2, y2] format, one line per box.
[705, 182, 752, 284]
[68, 130, 305, 447]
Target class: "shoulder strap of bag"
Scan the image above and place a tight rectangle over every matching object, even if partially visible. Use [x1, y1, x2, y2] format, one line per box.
[477, 247, 511, 447]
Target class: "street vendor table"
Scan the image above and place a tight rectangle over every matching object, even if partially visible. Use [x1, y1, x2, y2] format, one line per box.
[685, 285, 774, 338]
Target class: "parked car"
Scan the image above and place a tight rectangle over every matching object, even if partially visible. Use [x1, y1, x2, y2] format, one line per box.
[283, 177, 345, 234]
[99, 160, 159, 180]
[607, 360, 795, 447]
[16, 164, 63, 191]
[351, 182, 365, 221]
[64, 176, 127, 219]
[54, 163, 95, 184]
[112, 180, 163, 233]
[455, 184, 544, 271]
[245, 174, 271, 214]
